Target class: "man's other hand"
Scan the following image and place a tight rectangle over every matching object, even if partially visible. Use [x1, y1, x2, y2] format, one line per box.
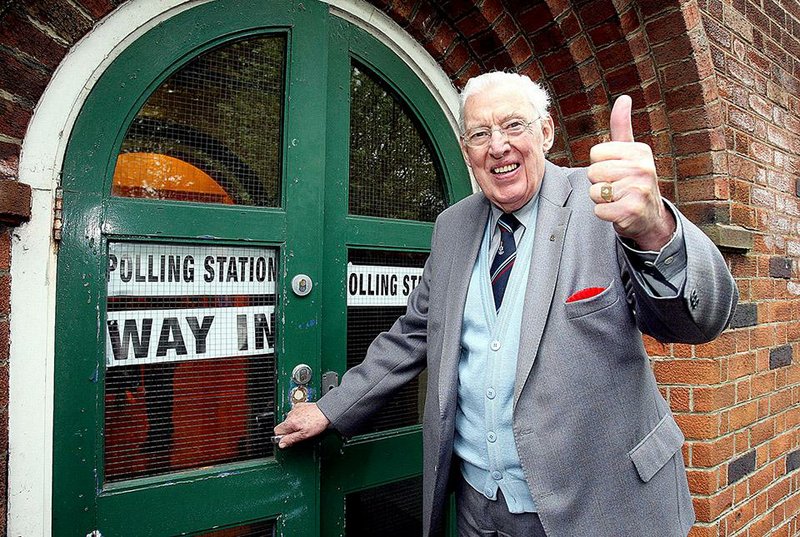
[587, 95, 675, 251]
[273, 403, 330, 449]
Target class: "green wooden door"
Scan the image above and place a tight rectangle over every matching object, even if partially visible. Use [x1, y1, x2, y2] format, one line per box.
[54, 2, 469, 536]
[319, 20, 468, 537]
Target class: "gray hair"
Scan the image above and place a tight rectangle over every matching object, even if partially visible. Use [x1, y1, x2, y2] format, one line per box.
[458, 71, 552, 131]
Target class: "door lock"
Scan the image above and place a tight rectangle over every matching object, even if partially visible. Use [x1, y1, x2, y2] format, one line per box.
[292, 364, 312, 385]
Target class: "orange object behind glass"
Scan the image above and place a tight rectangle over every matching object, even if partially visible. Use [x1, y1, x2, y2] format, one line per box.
[112, 152, 234, 204]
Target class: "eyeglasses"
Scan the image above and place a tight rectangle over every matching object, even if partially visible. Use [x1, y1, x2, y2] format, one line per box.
[461, 117, 541, 148]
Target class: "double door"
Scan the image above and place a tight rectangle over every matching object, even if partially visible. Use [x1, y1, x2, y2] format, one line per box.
[54, 1, 469, 535]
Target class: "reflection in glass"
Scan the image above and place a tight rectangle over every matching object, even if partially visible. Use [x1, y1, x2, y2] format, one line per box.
[104, 242, 278, 481]
[112, 36, 286, 206]
[194, 520, 275, 537]
[349, 64, 447, 221]
[346, 477, 423, 536]
[346, 249, 428, 434]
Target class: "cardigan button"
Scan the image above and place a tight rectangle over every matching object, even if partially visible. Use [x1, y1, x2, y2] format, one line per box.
[486, 388, 496, 399]
[490, 340, 501, 351]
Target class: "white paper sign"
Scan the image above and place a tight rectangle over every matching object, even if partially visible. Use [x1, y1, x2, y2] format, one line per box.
[347, 263, 424, 307]
[106, 305, 274, 367]
[107, 243, 276, 297]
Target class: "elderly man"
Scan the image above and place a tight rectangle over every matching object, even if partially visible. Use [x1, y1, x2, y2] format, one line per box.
[275, 72, 737, 536]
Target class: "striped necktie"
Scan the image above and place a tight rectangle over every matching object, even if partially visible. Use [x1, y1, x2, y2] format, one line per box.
[490, 212, 521, 310]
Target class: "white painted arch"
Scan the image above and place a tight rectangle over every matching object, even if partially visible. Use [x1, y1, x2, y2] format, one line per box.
[9, 1, 460, 534]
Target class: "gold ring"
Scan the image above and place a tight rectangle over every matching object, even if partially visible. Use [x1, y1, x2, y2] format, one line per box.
[600, 183, 613, 203]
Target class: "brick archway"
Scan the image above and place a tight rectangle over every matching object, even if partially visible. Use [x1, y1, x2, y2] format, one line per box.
[0, 0, 729, 214]
[377, 0, 729, 223]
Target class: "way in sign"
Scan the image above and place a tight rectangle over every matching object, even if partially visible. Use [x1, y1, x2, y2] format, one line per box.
[105, 306, 275, 367]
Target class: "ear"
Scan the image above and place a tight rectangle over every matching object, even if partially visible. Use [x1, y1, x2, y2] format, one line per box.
[460, 139, 473, 168]
[540, 114, 555, 153]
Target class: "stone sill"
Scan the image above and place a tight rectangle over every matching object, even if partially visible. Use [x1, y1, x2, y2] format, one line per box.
[700, 223, 754, 253]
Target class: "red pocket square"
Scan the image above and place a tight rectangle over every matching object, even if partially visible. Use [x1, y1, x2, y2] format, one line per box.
[566, 287, 607, 303]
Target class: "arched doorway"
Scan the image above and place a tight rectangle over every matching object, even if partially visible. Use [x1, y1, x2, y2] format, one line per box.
[53, 1, 470, 534]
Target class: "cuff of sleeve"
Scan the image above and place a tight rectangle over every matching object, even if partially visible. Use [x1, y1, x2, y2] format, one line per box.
[618, 201, 686, 282]
[617, 200, 687, 297]
[315, 393, 339, 431]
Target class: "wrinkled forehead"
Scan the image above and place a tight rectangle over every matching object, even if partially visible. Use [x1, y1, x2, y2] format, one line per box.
[462, 85, 537, 128]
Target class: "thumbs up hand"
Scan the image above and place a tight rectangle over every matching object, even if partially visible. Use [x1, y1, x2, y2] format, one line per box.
[588, 95, 675, 250]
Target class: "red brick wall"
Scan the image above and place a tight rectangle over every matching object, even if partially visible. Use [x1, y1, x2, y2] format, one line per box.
[680, 0, 800, 535]
[0, 0, 797, 535]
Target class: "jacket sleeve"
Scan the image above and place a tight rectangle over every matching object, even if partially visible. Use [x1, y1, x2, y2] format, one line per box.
[315, 223, 437, 437]
[617, 202, 738, 344]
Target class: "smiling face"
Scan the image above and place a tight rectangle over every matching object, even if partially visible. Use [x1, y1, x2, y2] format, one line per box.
[461, 83, 555, 212]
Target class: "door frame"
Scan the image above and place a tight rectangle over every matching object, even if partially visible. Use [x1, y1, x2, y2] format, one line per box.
[9, 0, 465, 535]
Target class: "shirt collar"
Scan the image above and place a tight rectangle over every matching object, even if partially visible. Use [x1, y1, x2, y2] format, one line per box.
[489, 193, 538, 233]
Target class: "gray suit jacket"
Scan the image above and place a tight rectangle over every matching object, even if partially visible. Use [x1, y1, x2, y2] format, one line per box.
[318, 161, 738, 536]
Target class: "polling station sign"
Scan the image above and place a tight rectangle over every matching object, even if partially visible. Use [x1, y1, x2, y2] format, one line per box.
[347, 263, 424, 307]
[107, 242, 277, 296]
[106, 305, 275, 367]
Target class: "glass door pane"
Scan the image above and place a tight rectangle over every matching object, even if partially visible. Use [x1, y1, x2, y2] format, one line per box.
[113, 36, 286, 207]
[194, 520, 276, 537]
[348, 64, 446, 221]
[346, 249, 428, 434]
[104, 242, 278, 481]
[345, 476, 424, 536]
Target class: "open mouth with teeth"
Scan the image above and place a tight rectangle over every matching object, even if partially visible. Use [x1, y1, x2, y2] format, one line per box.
[492, 163, 520, 174]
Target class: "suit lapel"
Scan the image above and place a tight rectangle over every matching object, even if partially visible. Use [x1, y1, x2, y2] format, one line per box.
[437, 194, 489, 417]
[513, 162, 573, 409]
